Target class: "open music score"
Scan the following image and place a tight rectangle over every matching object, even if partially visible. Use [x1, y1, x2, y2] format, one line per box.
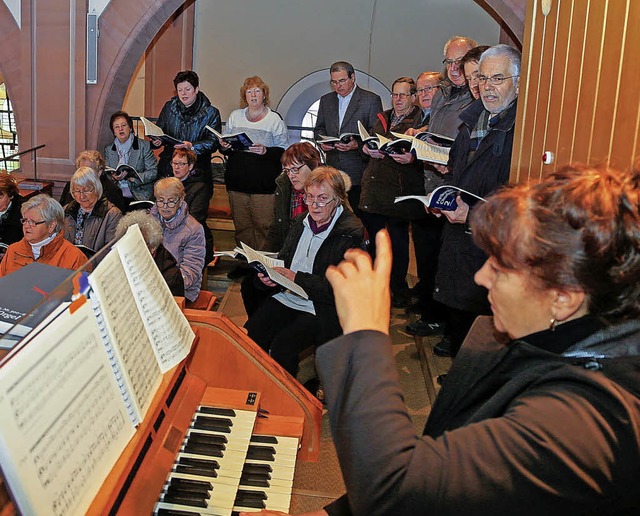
[0, 301, 136, 515]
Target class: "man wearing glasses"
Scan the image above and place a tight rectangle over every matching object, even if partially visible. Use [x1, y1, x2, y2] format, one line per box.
[407, 36, 477, 342]
[314, 61, 382, 216]
[429, 36, 477, 138]
[430, 44, 521, 359]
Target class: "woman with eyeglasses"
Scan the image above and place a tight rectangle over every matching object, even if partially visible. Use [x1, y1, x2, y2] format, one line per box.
[360, 76, 425, 308]
[0, 194, 88, 277]
[63, 167, 123, 259]
[59, 150, 129, 213]
[170, 147, 214, 265]
[150, 177, 205, 303]
[103, 110, 158, 204]
[244, 166, 365, 379]
[0, 171, 24, 256]
[218, 76, 289, 253]
[240, 143, 322, 318]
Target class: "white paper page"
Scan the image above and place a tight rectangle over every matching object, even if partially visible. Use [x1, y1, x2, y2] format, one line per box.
[88, 249, 162, 422]
[116, 225, 195, 373]
[240, 242, 308, 299]
[241, 242, 285, 268]
[0, 301, 135, 516]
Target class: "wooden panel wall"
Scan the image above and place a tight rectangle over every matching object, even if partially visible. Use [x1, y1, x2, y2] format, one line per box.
[511, 0, 640, 183]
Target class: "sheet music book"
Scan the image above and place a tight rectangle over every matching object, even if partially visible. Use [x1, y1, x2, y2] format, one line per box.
[114, 225, 195, 372]
[239, 242, 308, 300]
[0, 300, 136, 515]
[390, 131, 451, 164]
[140, 116, 183, 146]
[0, 224, 197, 514]
[205, 125, 253, 150]
[88, 243, 163, 426]
[395, 186, 486, 211]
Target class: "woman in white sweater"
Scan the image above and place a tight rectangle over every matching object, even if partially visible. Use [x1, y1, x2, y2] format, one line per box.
[219, 76, 289, 251]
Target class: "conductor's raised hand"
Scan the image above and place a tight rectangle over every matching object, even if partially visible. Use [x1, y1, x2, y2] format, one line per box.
[326, 230, 392, 335]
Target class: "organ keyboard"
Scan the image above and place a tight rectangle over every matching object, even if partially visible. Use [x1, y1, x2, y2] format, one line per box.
[0, 309, 323, 515]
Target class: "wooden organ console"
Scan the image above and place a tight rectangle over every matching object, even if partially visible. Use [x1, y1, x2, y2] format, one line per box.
[0, 309, 323, 515]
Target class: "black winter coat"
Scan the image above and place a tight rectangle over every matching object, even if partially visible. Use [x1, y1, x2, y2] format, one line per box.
[434, 99, 517, 313]
[0, 197, 23, 247]
[359, 106, 425, 220]
[155, 92, 221, 184]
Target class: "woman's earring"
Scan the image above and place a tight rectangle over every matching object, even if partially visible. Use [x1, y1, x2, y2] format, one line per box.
[549, 318, 557, 331]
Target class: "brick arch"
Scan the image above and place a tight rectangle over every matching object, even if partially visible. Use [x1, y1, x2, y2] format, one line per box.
[0, 4, 24, 146]
[475, 0, 526, 47]
[86, 0, 192, 150]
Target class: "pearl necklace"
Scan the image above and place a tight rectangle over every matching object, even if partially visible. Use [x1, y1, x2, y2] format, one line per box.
[246, 105, 267, 122]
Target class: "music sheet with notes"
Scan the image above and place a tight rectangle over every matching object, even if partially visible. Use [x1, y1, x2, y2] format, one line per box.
[88, 246, 162, 424]
[114, 225, 195, 372]
[0, 300, 135, 516]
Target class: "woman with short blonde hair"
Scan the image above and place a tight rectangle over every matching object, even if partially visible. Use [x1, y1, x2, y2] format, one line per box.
[150, 177, 205, 302]
[220, 75, 289, 254]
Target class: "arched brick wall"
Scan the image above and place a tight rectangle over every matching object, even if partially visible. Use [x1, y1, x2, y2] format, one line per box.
[476, 0, 526, 47]
[0, 3, 25, 155]
[85, 0, 191, 150]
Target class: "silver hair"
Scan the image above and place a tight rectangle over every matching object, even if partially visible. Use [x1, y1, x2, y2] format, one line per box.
[21, 194, 65, 233]
[154, 177, 185, 200]
[71, 166, 104, 199]
[443, 36, 478, 55]
[479, 44, 522, 77]
[115, 210, 164, 251]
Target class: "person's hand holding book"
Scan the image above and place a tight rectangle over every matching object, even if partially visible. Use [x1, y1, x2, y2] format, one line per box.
[247, 143, 267, 155]
[432, 163, 450, 174]
[362, 145, 384, 160]
[442, 195, 469, 224]
[335, 138, 358, 152]
[390, 151, 415, 165]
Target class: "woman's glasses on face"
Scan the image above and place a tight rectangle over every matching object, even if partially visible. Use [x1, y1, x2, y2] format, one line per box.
[303, 195, 336, 208]
[156, 199, 179, 208]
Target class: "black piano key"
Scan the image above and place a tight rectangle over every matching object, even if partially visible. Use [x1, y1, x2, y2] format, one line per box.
[186, 432, 228, 446]
[183, 442, 224, 457]
[246, 445, 276, 462]
[175, 457, 219, 477]
[234, 490, 267, 509]
[168, 477, 213, 491]
[166, 485, 211, 500]
[198, 406, 236, 417]
[193, 416, 233, 433]
[236, 489, 267, 501]
[242, 463, 272, 475]
[175, 464, 218, 477]
[250, 435, 278, 444]
[239, 473, 270, 488]
[157, 509, 201, 516]
[162, 493, 208, 508]
[178, 457, 220, 470]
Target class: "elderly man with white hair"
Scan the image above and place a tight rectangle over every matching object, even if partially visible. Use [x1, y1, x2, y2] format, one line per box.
[430, 44, 521, 358]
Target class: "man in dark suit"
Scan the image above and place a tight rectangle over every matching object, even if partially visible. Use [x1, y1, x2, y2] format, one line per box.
[314, 61, 382, 215]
